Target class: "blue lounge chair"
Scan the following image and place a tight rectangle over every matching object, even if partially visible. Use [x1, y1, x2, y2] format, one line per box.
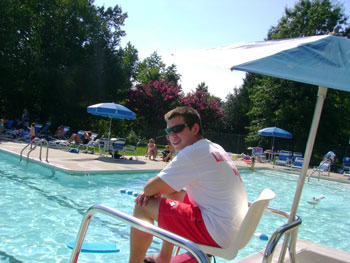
[342, 157, 350, 172]
[293, 152, 303, 161]
[252, 147, 266, 162]
[292, 157, 304, 169]
[274, 150, 293, 166]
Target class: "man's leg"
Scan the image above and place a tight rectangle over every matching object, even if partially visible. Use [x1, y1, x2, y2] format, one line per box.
[129, 191, 186, 263]
[155, 190, 186, 263]
[129, 197, 161, 263]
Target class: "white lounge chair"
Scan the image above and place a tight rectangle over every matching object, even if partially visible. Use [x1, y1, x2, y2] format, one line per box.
[193, 189, 276, 260]
[79, 133, 98, 153]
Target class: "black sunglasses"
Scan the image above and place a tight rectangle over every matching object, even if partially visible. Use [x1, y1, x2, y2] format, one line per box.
[164, 124, 188, 135]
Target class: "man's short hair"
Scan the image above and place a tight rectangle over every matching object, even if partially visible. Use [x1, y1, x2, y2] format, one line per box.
[164, 106, 203, 135]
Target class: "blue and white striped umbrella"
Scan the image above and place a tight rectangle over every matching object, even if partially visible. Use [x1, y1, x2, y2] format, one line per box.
[87, 102, 136, 140]
[87, 102, 136, 120]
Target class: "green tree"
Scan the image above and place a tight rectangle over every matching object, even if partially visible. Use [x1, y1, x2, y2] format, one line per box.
[127, 79, 182, 137]
[181, 83, 225, 132]
[0, 0, 131, 132]
[230, 0, 350, 162]
[135, 52, 181, 86]
[268, 0, 349, 39]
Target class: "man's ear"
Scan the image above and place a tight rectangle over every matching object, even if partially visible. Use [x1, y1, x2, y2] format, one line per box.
[191, 123, 200, 136]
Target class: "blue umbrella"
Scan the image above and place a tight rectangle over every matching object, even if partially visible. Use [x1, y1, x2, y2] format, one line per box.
[258, 127, 292, 152]
[87, 102, 136, 140]
[222, 35, 350, 260]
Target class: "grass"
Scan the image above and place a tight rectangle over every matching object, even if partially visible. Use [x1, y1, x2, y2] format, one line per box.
[90, 143, 167, 157]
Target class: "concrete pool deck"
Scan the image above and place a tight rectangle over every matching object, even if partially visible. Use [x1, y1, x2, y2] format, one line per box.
[1, 140, 350, 263]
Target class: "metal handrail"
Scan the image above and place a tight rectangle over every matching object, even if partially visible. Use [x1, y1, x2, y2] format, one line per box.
[19, 137, 40, 163]
[69, 204, 209, 263]
[39, 138, 49, 162]
[262, 206, 302, 263]
[19, 138, 50, 163]
[70, 203, 301, 263]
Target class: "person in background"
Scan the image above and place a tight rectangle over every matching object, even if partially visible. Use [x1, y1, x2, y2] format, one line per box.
[161, 145, 173, 162]
[145, 138, 158, 160]
[67, 131, 92, 145]
[55, 125, 66, 139]
[129, 106, 247, 263]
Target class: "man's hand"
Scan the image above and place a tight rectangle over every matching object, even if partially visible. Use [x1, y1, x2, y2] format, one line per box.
[134, 192, 161, 206]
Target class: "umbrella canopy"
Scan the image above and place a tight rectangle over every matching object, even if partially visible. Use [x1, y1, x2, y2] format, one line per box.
[209, 35, 350, 260]
[258, 127, 292, 152]
[87, 103, 136, 120]
[258, 127, 292, 138]
[87, 103, 136, 140]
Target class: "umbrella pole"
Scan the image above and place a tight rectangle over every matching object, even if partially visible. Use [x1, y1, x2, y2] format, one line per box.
[108, 117, 112, 141]
[279, 86, 327, 262]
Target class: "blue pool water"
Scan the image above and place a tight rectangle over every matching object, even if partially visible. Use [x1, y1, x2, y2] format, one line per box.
[0, 151, 349, 263]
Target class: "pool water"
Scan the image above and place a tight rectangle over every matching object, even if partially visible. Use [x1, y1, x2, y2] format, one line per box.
[0, 151, 349, 263]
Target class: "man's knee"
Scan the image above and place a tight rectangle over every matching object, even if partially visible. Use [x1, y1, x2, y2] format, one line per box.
[133, 198, 160, 220]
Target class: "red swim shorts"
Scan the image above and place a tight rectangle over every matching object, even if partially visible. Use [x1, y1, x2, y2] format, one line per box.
[158, 195, 220, 247]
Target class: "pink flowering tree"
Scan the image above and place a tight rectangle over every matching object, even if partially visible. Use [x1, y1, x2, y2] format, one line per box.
[127, 79, 183, 135]
[181, 84, 225, 132]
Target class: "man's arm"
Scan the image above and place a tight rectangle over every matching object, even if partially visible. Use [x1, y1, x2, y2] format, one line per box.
[144, 175, 176, 197]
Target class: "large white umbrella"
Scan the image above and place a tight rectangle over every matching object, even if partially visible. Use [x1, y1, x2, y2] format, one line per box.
[204, 35, 350, 260]
[87, 102, 136, 140]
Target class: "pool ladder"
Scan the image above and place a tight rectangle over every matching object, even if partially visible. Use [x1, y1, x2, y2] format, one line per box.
[69, 204, 301, 263]
[19, 138, 50, 164]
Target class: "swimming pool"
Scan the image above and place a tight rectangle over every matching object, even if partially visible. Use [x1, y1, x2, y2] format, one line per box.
[0, 151, 349, 263]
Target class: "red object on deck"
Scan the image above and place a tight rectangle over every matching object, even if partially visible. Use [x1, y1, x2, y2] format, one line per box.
[170, 252, 198, 263]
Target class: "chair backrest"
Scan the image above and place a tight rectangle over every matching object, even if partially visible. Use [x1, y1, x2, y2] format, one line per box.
[77, 130, 84, 138]
[6, 120, 14, 129]
[253, 147, 263, 154]
[196, 189, 275, 260]
[294, 157, 303, 165]
[293, 152, 303, 161]
[89, 133, 98, 142]
[235, 189, 275, 250]
[40, 121, 51, 132]
[278, 151, 292, 161]
[113, 138, 126, 150]
[35, 124, 43, 133]
[343, 157, 350, 166]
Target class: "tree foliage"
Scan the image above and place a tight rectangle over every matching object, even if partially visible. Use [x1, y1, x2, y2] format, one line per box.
[268, 0, 349, 39]
[127, 79, 182, 136]
[181, 83, 225, 132]
[223, 0, 350, 163]
[0, 0, 133, 132]
[135, 52, 181, 86]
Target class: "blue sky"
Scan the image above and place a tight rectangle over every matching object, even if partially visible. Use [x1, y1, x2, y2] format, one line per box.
[94, 0, 350, 99]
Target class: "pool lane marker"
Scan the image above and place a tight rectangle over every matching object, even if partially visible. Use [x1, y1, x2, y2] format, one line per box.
[120, 189, 139, 197]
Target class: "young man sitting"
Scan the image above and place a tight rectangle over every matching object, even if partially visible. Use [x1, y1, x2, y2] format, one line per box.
[129, 106, 247, 263]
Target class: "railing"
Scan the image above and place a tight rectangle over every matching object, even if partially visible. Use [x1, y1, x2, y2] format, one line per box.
[262, 206, 302, 263]
[19, 138, 50, 164]
[69, 204, 209, 263]
[69, 203, 301, 263]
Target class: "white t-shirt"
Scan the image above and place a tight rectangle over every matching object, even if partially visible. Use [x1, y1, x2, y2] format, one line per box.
[158, 139, 248, 247]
